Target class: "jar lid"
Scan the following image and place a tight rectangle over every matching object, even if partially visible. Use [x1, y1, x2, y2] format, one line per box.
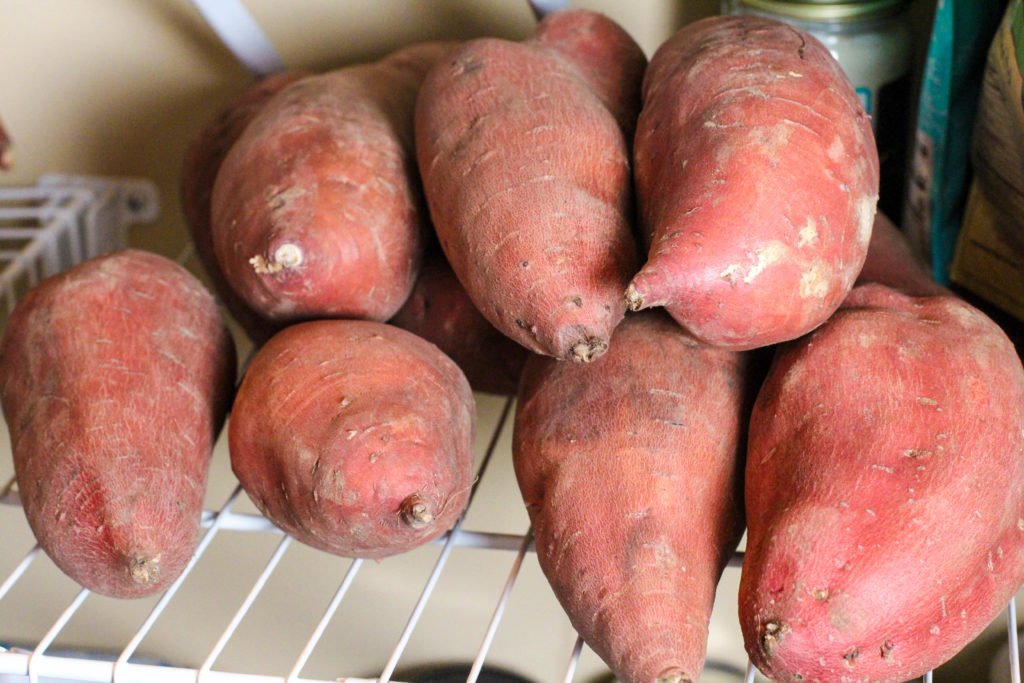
[736, 0, 910, 20]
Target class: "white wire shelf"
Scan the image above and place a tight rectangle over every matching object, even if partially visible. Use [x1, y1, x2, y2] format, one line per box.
[0, 176, 1021, 683]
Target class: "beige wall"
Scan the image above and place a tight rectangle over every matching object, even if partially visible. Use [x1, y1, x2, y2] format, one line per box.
[0, 0, 717, 261]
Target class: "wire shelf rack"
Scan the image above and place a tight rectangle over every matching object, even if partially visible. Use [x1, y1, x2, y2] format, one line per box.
[0, 176, 1021, 683]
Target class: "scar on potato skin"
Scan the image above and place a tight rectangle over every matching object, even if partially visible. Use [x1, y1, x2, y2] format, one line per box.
[127, 553, 160, 584]
[760, 620, 789, 660]
[453, 55, 484, 76]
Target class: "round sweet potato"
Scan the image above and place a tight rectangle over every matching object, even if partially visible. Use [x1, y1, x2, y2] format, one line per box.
[229, 319, 476, 559]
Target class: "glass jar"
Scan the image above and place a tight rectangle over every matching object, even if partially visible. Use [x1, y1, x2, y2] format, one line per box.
[722, 0, 914, 219]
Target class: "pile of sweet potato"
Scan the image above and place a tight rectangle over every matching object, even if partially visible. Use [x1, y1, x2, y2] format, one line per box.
[3, 8, 1024, 683]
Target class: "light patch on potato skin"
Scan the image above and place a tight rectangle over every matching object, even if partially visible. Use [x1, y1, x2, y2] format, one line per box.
[719, 241, 787, 286]
[856, 194, 879, 248]
[799, 260, 833, 300]
[798, 216, 819, 247]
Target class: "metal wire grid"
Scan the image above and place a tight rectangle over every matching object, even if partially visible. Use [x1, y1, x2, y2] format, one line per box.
[0, 175, 158, 324]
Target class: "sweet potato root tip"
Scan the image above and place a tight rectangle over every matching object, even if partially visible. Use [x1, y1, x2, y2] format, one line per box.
[128, 554, 160, 585]
[249, 243, 304, 275]
[399, 493, 434, 529]
[571, 337, 607, 363]
[656, 668, 693, 683]
[624, 283, 645, 312]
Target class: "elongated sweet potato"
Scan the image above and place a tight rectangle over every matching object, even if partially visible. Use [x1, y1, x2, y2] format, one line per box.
[415, 9, 645, 362]
[181, 69, 310, 344]
[513, 311, 758, 682]
[627, 15, 879, 350]
[210, 42, 454, 324]
[388, 246, 531, 395]
[0, 249, 237, 598]
[741, 283, 1024, 682]
[229, 319, 475, 559]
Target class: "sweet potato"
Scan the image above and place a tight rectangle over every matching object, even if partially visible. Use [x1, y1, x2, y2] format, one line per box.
[513, 311, 758, 682]
[388, 246, 531, 395]
[210, 42, 454, 324]
[740, 282, 1024, 682]
[414, 9, 645, 362]
[0, 249, 237, 598]
[855, 210, 949, 297]
[627, 15, 879, 350]
[229, 319, 475, 559]
[180, 69, 310, 344]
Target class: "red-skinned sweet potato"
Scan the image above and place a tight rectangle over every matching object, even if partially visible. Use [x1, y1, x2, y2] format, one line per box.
[0, 249, 237, 598]
[741, 282, 1024, 682]
[180, 69, 310, 345]
[415, 9, 645, 362]
[228, 319, 475, 559]
[210, 42, 454, 324]
[627, 15, 879, 350]
[388, 246, 531, 395]
[855, 210, 950, 297]
[513, 311, 758, 682]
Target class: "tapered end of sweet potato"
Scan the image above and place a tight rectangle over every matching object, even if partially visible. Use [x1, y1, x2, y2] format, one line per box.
[398, 493, 435, 529]
[624, 282, 646, 312]
[624, 264, 676, 314]
[127, 553, 161, 585]
[655, 668, 694, 683]
[570, 336, 608, 363]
